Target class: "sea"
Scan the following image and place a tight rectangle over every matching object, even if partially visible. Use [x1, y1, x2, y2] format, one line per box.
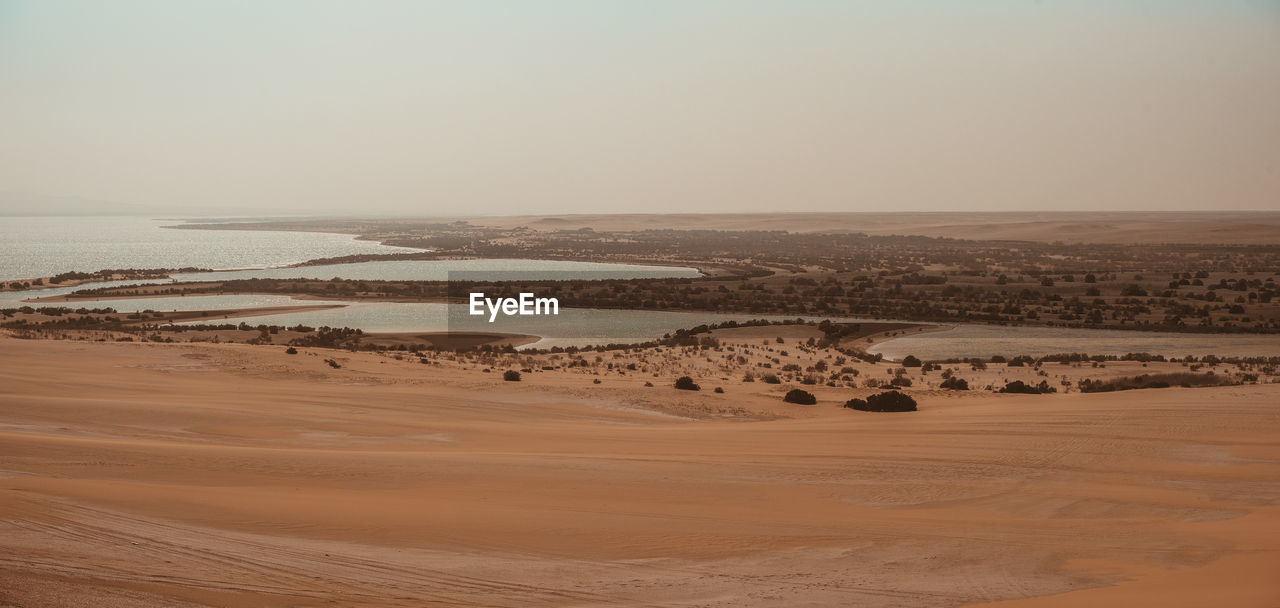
[0, 216, 415, 281]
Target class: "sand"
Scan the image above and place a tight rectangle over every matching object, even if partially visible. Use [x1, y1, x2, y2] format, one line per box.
[1, 335, 1278, 607]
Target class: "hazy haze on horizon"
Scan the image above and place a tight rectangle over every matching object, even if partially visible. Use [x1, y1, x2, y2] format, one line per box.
[1, 1, 1278, 216]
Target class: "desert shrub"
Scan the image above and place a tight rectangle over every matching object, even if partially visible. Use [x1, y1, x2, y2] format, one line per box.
[674, 376, 701, 391]
[783, 388, 817, 405]
[285, 346, 298, 355]
[998, 380, 1055, 394]
[844, 390, 917, 412]
[889, 376, 913, 388]
[324, 358, 341, 369]
[901, 355, 922, 367]
[1078, 373, 1235, 393]
[714, 387, 725, 393]
[761, 374, 782, 384]
[940, 376, 969, 390]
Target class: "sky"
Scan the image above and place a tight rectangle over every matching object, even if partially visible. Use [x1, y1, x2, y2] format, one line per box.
[1, 1, 1278, 216]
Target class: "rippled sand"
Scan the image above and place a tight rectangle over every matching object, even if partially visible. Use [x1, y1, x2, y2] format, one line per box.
[1, 336, 1277, 606]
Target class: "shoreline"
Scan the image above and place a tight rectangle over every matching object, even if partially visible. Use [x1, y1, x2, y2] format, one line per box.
[851, 323, 957, 355]
[359, 331, 540, 350]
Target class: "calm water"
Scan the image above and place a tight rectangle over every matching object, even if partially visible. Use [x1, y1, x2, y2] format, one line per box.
[0, 216, 416, 281]
[171, 259, 701, 282]
[869, 325, 1280, 360]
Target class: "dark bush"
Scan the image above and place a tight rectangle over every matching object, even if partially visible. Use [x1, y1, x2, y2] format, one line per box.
[844, 390, 917, 412]
[998, 380, 1056, 394]
[761, 374, 781, 384]
[901, 355, 922, 367]
[674, 376, 701, 391]
[940, 376, 969, 390]
[783, 388, 817, 405]
[503, 370, 521, 382]
[1078, 373, 1235, 393]
[285, 346, 298, 355]
[714, 387, 725, 393]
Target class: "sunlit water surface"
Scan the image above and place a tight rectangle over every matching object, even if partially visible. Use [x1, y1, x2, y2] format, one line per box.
[0, 216, 415, 281]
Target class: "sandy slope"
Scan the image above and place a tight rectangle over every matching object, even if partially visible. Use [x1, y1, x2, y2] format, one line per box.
[1, 336, 1278, 607]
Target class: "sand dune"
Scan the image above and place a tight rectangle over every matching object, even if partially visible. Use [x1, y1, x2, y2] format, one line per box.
[1, 336, 1278, 606]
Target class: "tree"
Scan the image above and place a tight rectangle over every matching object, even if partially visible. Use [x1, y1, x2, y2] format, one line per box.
[503, 370, 521, 382]
[674, 376, 700, 391]
[901, 355, 922, 367]
[783, 388, 816, 405]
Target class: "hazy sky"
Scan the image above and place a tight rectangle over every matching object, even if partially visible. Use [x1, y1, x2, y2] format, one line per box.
[1, 1, 1278, 216]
